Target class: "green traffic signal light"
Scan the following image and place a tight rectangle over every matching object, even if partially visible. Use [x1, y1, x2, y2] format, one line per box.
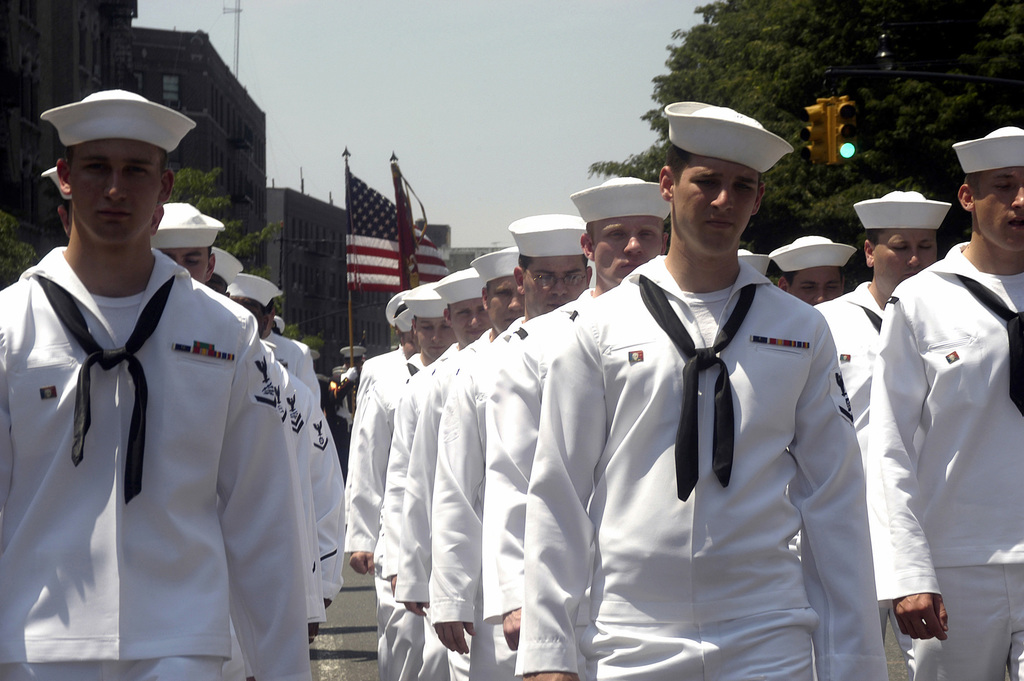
[834, 96, 857, 162]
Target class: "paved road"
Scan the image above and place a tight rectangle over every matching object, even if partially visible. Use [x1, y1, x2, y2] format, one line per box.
[311, 562, 379, 681]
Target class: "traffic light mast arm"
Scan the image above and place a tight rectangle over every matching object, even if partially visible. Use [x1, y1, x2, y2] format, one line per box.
[824, 67, 1024, 88]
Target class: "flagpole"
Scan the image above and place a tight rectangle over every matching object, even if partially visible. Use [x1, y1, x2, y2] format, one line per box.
[343, 147, 356, 372]
[391, 153, 419, 289]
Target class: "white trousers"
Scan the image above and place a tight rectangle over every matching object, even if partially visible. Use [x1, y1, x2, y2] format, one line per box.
[0, 657, 224, 681]
[222, 618, 247, 681]
[467, 619, 515, 680]
[579, 608, 817, 681]
[880, 602, 914, 670]
[448, 641, 472, 681]
[377, 567, 449, 681]
[909, 564, 1024, 681]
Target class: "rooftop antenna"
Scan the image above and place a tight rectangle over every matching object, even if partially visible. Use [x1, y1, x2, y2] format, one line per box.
[223, 0, 241, 77]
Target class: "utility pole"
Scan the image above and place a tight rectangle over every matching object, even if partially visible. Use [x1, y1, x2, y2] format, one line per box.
[223, 0, 242, 78]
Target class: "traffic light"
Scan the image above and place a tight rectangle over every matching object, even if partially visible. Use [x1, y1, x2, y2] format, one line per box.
[834, 95, 857, 162]
[800, 95, 858, 165]
[800, 99, 830, 164]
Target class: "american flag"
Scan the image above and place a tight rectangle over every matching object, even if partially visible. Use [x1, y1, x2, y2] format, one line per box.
[415, 227, 448, 282]
[345, 168, 447, 292]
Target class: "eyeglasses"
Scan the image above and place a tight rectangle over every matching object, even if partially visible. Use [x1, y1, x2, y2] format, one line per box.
[531, 272, 588, 289]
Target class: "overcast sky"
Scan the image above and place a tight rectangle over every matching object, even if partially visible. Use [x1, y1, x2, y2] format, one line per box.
[135, 1, 704, 248]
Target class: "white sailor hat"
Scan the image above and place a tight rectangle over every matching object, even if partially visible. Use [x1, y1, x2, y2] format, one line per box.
[665, 102, 793, 173]
[395, 307, 414, 332]
[386, 290, 410, 326]
[41, 166, 71, 199]
[385, 290, 415, 333]
[953, 127, 1024, 174]
[211, 247, 243, 285]
[41, 89, 196, 152]
[274, 315, 285, 333]
[340, 345, 366, 359]
[151, 202, 224, 249]
[738, 249, 770, 275]
[508, 214, 586, 258]
[769, 236, 856, 272]
[471, 246, 519, 283]
[404, 283, 447, 319]
[434, 268, 485, 305]
[570, 177, 669, 223]
[227, 273, 282, 307]
[854, 191, 950, 231]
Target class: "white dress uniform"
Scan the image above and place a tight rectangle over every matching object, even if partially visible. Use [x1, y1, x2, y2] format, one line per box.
[356, 347, 409, 406]
[345, 352, 422, 559]
[384, 343, 460, 576]
[484, 292, 594, 624]
[258, 348, 326, 622]
[395, 334, 490, 681]
[0, 250, 310, 681]
[345, 347, 414, 523]
[344, 349, 423, 681]
[817, 283, 915, 670]
[815, 283, 898, 596]
[381, 346, 458, 681]
[520, 258, 887, 681]
[225, 349, 338, 681]
[431, 324, 526, 679]
[396, 338, 486, 603]
[274, 352, 346, 610]
[266, 333, 321, 402]
[869, 243, 1024, 679]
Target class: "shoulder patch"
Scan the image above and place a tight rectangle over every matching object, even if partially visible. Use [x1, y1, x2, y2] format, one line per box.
[251, 355, 286, 421]
[312, 419, 330, 451]
[286, 392, 305, 434]
[832, 370, 854, 424]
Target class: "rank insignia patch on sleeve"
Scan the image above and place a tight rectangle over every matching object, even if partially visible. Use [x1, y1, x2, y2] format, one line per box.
[286, 393, 305, 434]
[312, 420, 330, 451]
[833, 370, 854, 424]
[252, 356, 284, 420]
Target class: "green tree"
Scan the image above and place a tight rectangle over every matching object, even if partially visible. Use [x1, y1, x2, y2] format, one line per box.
[169, 167, 279, 275]
[283, 322, 324, 355]
[592, 0, 1024, 284]
[0, 210, 38, 288]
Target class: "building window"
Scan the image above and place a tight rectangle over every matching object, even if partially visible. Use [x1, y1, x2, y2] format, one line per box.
[162, 74, 180, 108]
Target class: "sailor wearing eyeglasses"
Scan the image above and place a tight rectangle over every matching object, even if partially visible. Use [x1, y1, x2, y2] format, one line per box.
[481, 178, 670, 678]
[430, 215, 589, 677]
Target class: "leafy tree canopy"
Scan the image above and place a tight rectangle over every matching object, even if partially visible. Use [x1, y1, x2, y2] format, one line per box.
[283, 322, 325, 353]
[592, 0, 1024, 284]
[0, 210, 38, 288]
[169, 167, 279, 273]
